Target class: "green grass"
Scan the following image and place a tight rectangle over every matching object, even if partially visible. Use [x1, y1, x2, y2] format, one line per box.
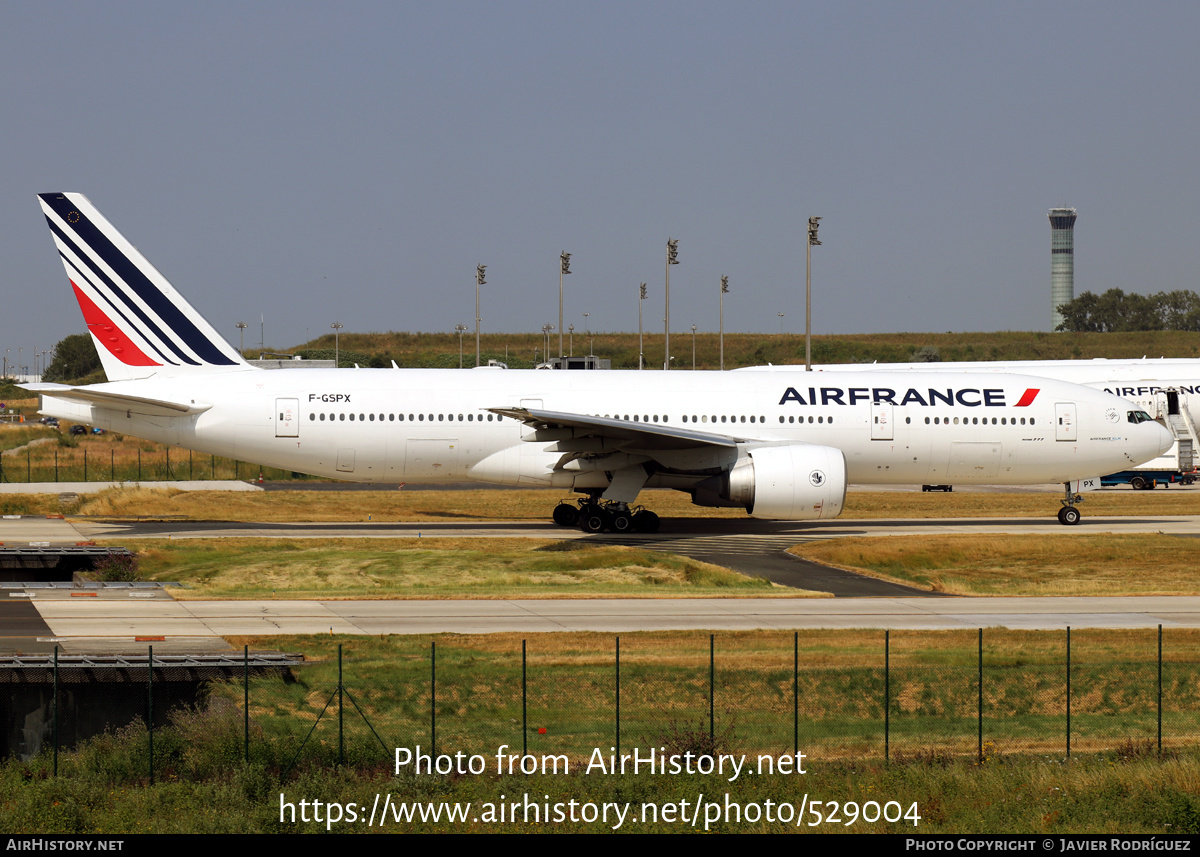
[289, 328, 1200, 371]
[8, 629, 1200, 833]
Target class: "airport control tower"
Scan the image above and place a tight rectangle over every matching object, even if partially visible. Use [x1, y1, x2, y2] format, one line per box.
[1049, 207, 1077, 330]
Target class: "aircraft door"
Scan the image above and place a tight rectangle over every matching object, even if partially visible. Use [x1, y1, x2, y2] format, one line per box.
[519, 398, 543, 440]
[276, 398, 299, 437]
[871, 402, 893, 441]
[1054, 402, 1077, 441]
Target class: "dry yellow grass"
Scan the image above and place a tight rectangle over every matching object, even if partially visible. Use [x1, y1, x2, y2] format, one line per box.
[791, 533, 1200, 596]
[68, 487, 751, 521]
[43, 484, 1200, 522]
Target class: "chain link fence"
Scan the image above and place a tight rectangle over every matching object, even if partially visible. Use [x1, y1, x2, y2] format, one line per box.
[4, 628, 1197, 779]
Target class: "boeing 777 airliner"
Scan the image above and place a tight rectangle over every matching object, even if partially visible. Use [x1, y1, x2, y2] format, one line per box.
[23, 193, 1172, 530]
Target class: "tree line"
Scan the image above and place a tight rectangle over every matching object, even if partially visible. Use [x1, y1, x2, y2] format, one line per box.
[1057, 289, 1200, 332]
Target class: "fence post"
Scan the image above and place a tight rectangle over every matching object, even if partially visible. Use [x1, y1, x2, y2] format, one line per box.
[615, 636, 620, 758]
[83, 447, 87, 482]
[978, 628, 984, 763]
[884, 630, 890, 763]
[211, 455, 215, 479]
[700, 628, 710, 744]
[1158, 624, 1163, 756]
[28, 449, 31, 482]
[53, 646, 59, 777]
[244, 644, 250, 763]
[138, 449, 141, 481]
[522, 640, 527, 757]
[190, 450, 193, 481]
[338, 643, 344, 766]
[110, 449, 114, 482]
[148, 644, 154, 785]
[54, 447, 58, 483]
[1066, 626, 1071, 759]
[793, 631, 799, 758]
[430, 641, 437, 755]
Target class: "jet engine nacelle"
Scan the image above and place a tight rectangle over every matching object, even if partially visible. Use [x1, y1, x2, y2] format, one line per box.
[694, 444, 846, 520]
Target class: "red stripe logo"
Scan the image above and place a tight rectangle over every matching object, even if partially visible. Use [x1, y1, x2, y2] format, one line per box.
[71, 281, 160, 366]
[1014, 388, 1040, 407]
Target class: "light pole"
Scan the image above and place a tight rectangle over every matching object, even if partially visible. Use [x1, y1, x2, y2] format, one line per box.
[559, 252, 571, 360]
[778, 312, 785, 334]
[719, 276, 729, 371]
[330, 322, 343, 367]
[806, 216, 822, 371]
[236, 321, 247, 356]
[475, 264, 487, 367]
[455, 324, 468, 368]
[664, 238, 679, 370]
[691, 324, 697, 370]
[568, 324, 575, 356]
[582, 312, 590, 355]
[541, 324, 554, 365]
[638, 283, 647, 370]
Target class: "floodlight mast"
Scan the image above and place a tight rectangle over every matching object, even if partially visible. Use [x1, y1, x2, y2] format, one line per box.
[559, 252, 571, 360]
[664, 238, 679, 370]
[719, 276, 729, 371]
[806, 217, 821, 372]
[638, 283, 647, 370]
[475, 264, 487, 367]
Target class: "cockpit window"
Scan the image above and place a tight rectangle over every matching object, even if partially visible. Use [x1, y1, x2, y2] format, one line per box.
[1127, 410, 1154, 424]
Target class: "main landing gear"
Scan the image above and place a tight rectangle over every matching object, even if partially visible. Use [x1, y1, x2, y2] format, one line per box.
[1057, 482, 1082, 526]
[551, 498, 660, 534]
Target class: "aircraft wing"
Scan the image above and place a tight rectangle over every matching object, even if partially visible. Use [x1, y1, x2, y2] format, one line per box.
[488, 406, 744, 450]
[20, 383, 212, 417]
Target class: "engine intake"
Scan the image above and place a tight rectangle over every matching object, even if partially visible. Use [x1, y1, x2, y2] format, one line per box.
[693, 444, 847, 520]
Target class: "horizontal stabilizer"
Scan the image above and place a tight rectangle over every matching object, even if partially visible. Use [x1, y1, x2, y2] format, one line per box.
[20, 383, 211, 417]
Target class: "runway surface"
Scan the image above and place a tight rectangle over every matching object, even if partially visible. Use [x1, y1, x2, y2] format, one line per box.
[9, 594, 1200, 655]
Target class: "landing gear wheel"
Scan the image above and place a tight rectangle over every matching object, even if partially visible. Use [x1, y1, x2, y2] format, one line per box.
[610, 511, 634, 533]
[552, 503, 580, 527]
[632, 510, 660, 533]
[1058, 506, 1081, 526]
[580, 506, 609, 534]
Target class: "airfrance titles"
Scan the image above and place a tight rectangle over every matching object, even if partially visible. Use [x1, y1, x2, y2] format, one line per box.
[778, 387, 1040, 408]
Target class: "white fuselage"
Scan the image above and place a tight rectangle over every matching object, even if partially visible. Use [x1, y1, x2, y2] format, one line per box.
[38, 366, 1172, 491]
[796, 358, 1200, 428]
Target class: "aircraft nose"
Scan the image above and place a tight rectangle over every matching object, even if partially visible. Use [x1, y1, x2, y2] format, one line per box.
[1153, 421, 1174, 456]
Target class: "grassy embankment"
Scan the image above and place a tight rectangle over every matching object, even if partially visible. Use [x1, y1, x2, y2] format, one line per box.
[5, 630, 1200, 833]
[294, 327, 1200, 369]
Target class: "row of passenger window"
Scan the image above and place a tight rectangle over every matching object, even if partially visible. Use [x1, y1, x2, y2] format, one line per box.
[309, 413, 505, 422]
[906, 416, 1036, 425]
[306, 411, 1031, 427]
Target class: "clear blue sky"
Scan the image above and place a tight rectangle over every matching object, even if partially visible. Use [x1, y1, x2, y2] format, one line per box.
[2, 1, 1198, 366]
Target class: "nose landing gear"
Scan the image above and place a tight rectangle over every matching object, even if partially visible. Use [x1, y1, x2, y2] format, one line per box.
[1058, 482, 1083, 525]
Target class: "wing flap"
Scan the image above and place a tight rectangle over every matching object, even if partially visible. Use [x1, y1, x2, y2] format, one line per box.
[489, 406, 742, 450]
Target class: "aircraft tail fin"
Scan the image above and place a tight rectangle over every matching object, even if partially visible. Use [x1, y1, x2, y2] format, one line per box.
[37, 193, 252, 381]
